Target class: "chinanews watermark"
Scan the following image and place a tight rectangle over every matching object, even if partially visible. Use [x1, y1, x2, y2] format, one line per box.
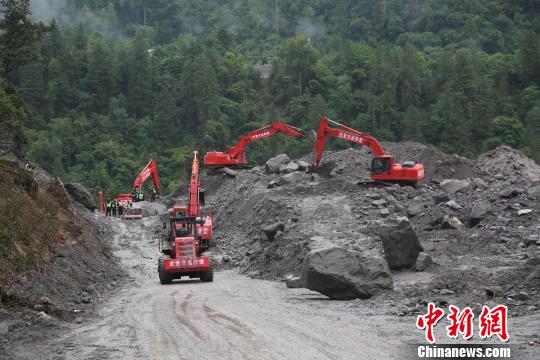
[414, 303, 516, 359]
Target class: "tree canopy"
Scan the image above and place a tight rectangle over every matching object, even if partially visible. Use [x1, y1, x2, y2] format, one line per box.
[1, 0, 538, 195]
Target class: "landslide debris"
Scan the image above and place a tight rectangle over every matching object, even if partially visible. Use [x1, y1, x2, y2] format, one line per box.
[204, 143, 540, 309]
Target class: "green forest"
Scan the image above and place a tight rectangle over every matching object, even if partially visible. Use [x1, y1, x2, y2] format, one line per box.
[2, 0, 540, 195]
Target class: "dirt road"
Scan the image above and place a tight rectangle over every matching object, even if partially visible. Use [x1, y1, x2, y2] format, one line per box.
[8, 213, 538, 360]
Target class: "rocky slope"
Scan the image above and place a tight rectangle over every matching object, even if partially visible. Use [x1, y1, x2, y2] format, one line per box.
[203, 144, 539, 315]
[0, 157, 122, 351]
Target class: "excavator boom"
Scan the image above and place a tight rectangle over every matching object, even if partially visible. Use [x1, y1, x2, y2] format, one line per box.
[132, 159, 160, 194]
[204, 122, 305, 167]
[313, 116, 424, 185]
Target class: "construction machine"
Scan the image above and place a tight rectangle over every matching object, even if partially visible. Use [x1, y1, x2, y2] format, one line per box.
[132, 159, 160, 202]
[158, 151, 213, 284]
[204, 122, 305, 167]
[313, 116, 425, 186]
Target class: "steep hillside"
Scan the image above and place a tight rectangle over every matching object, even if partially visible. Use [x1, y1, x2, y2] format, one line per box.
[0, 157, 122, 347]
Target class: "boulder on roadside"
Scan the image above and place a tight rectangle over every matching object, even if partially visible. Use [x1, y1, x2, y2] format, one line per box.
[265, 154, 290, 174]
[440, 179, 472, 194]
[373, 218, 423, 270]
[301, 237, 393, 300]
[285, 275, 303, 288]
[442, 215, 465, 230]
[64, 182, 96, 210]
[414, 252, 433, 271]
[469, 200, 492, 227]
[279, 162, 300, 174]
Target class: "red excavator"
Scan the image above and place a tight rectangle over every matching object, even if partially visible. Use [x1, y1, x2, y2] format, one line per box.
[158, 151, 213, 284]
[131, 159, 160, 202]
[313, 116, 425, 186]
[204, 122, 305, 167]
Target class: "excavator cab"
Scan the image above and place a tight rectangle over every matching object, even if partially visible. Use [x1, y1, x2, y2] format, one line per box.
[371, 156, 392, 175]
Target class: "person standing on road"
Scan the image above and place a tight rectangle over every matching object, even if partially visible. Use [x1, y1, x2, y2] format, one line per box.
[112, 199, 117, 217]
[118, 200, 124, 217]
[106, 197, 112, 217]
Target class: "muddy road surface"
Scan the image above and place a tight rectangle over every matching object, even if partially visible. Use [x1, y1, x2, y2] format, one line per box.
[7, 213, 538, 360]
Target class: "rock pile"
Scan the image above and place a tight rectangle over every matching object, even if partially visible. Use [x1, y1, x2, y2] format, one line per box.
[204, 144, 540, 306]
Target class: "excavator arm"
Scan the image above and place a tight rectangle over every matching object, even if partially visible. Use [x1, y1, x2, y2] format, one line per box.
[314, 116, 386, 167]
[204, 122, 305, 167]
[188, 151, 201, 217]
[132, 159, 160, 194]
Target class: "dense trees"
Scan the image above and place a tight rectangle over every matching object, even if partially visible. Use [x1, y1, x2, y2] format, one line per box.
[1, 0, 539, 195]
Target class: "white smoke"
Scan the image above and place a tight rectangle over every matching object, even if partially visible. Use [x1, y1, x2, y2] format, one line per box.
[29, 0, 122, 37]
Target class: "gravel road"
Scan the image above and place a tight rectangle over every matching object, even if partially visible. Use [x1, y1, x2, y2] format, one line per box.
[8, 213, 537, 360]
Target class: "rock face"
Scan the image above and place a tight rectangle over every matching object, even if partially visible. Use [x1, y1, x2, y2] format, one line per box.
[440, 179, 471, 194]
[301, 238, 393, 300]
[265, 154, 290, 174]
[64, 182, 96, 210]
[469, 200, 492, 226]
[374, 219, 423, 270]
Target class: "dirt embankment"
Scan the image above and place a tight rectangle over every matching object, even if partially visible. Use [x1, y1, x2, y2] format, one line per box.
[203, 144, 540, 318]
[0, 157, 122, 351]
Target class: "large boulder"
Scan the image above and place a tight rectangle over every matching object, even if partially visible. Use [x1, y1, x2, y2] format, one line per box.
[440, 179, 472, 194]
[469, 200, 492, 227]
[373, 218, 423, 270]
[64, 182, 96, 210]
[265, 154, 290, 174]
[301, 237, 393, 300]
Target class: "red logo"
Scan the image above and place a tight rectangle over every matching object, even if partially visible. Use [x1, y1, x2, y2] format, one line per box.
[479, 305, 509, 342]
[417, 303, 509, 343]
[446, 305, 474, 340]
[416, 303, 445, 344]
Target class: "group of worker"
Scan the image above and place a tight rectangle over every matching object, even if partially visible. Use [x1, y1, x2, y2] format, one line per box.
[105, 197, 132, 217]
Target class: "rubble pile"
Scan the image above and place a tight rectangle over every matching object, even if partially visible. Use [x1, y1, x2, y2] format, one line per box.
[204, 144, 539, 309]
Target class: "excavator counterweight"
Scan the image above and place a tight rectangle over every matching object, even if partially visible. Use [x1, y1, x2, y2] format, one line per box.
[313, 116, 425, 185]
[204, 122, 305, 167]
